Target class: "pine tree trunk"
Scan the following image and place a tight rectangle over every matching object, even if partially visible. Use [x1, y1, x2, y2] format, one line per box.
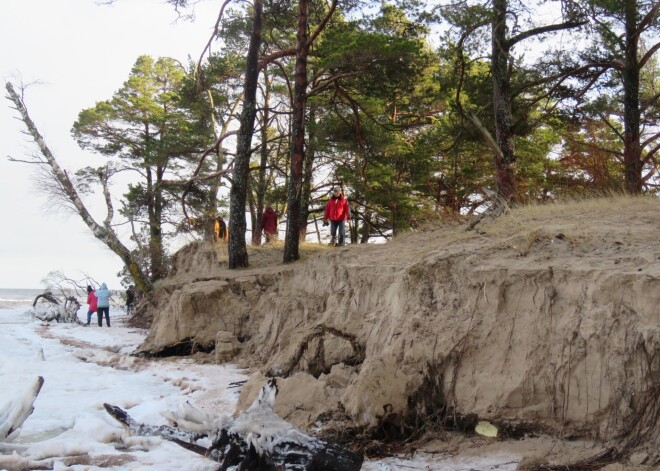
[205, 145, 226, 242]
[252, 71, 272, 246]
[360, 209, 371, 244]
[299, 102, 317, 241]
[492, 0, 517, 203]
[150, 168, 167, 280]
[228, 0, 263, 269]
[623, 0, 643, 194]
[283, 0, 309, 263]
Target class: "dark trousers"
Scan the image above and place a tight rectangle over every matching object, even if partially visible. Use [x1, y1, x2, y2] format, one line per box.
[97, 307, 110, 327]
[330, 220, 346, 245]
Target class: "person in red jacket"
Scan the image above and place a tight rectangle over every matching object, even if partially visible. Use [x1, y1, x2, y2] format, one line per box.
[323, 187, 350, 246]
[85, 285, 97, 326]
[261, 206, 278, 243]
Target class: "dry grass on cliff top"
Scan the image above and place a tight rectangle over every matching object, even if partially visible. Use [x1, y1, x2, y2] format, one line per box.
[202, 196, 658, 275]
[211, 238, 335, 271]
[478, 195, 659, 257]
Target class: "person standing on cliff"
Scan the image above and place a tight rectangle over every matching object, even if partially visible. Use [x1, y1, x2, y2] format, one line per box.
[85, 285, 97, 326]
[261, 206, 278, 243]
[95, 282, 112, 327]
[323, 187, 350, 246]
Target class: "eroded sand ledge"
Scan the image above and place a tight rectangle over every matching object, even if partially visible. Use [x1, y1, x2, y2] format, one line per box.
[135, 198, 659, 458]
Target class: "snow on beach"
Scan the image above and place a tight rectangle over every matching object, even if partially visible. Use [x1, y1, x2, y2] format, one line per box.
[0, 297, 245, 471]
[0, 293, 519, 470]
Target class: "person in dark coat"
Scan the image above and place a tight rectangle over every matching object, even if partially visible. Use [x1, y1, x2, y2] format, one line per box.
[323, 188, 350, 246]
[125, 286, 135, 315]
[261, 206, 278, 243]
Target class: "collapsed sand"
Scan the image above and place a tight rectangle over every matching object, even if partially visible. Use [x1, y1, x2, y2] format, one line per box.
[134, 197, 659, 468]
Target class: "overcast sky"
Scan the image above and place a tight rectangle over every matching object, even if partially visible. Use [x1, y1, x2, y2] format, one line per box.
[0, 0, 220, 289]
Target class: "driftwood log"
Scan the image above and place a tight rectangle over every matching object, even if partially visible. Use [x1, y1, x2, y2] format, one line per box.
[104, 378, 363, 470]
[31, 292, 81, 324]
[0, 376, 44, 442]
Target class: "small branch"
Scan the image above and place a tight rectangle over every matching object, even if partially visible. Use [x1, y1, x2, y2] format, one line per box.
[597, 111, 625, 142]
[7, 156, 49, 165]
[639, 41, 660, 69]
[508, 20, 587, 48]
[467, 111, 505, 162]
[99, 168, 114, 228]
[194, 0, 233, 77]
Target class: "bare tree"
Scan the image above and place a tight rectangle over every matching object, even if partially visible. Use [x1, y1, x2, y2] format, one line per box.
[5, 82, 153, 294]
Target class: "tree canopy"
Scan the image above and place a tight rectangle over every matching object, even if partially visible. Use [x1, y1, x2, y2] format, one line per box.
[6, 0, 659, 285]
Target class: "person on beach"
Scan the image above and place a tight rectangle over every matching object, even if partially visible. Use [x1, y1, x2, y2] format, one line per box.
[125, 286, 135, 315]
[323, 187, 350, 246]
[95, 282, 112, 327]
[261, 206, 278, 243]
[85, 285, 97, 326]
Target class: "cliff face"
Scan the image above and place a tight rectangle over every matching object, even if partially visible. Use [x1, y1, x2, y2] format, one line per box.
[136, 198, 659, 447]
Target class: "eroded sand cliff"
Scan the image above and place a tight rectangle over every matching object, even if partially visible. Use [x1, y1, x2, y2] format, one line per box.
[134, 197, 659, 460]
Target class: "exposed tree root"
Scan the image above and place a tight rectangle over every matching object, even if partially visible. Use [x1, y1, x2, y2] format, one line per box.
[273, 324, 365, 378]
[531, 380, 659, 470]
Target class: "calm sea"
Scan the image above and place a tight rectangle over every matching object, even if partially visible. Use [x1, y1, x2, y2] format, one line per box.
[0, 288, 44, 310]
[0, 288, 127, 317]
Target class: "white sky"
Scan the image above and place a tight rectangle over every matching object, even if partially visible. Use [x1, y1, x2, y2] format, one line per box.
[0, 0, 220, 289]
[0, 301, 521, 470]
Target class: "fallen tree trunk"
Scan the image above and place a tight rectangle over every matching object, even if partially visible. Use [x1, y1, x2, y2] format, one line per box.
[104, 378, 363, 470]
[31, 292, 81, 324]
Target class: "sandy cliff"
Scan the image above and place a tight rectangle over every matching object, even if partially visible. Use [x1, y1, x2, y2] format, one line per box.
[135, 197, 659, 457]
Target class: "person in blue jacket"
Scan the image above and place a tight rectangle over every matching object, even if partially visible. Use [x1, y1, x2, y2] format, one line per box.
[95, 282, 112, 327]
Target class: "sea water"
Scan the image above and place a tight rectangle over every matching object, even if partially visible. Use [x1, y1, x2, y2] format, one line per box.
[0, 287, 43, 306]
[0, 288, 126, 321]
[0, 288, 42, 323]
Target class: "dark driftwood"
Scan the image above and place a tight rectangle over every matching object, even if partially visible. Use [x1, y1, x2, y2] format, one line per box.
[32, 292, 59, 307]
[104, 378, 363, 471]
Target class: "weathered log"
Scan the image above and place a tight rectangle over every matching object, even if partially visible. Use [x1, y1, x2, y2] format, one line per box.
[32, 292, 59, 307]
[104, 378, 363, 470]
[0, 376, 44, 441]
[31, 292, 81, 324]
[103, 403, 205, 444]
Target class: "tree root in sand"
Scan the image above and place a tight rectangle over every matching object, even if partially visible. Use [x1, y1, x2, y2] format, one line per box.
[272, 324, 365, 378]
[320, 362, 658, 468]
[530, 381, 659, 470]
